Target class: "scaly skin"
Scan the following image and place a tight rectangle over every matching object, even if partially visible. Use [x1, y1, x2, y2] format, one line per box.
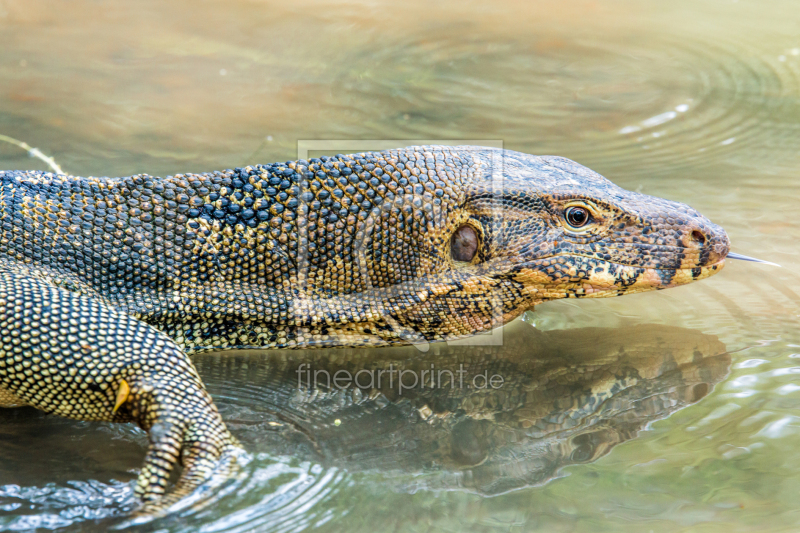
[0, 146, 730, 512]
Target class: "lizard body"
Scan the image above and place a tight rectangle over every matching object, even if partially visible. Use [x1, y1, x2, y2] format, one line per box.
[0, 146, 729, 512]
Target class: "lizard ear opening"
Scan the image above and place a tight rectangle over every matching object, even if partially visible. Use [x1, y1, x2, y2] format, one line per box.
[451, 224, 479, 263]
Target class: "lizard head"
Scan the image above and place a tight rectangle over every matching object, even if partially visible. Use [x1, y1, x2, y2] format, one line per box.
[361, 147, 729, 343]
[451, 148, 730, 303]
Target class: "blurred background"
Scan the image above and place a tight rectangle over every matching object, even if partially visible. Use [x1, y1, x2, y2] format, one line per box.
[1, 0, 800, 531]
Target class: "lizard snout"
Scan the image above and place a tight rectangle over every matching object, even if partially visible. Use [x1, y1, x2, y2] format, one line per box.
[683, 219, 730, 268]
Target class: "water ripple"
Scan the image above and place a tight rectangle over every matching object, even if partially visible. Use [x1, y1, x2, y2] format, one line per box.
[0, 480, 133, 530]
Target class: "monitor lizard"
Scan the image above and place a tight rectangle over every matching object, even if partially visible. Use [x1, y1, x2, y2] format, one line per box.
[0, 146, 729, 514]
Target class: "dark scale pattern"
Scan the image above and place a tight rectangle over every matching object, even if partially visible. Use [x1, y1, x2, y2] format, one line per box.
[0, 146, 730, 512]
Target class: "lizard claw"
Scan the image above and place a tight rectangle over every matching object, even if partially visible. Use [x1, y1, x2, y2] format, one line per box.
[115, 376, 246, 520]
[135, 437, 246, 520]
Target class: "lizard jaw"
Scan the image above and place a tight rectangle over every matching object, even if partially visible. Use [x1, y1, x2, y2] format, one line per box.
[513, 257, 726, 301]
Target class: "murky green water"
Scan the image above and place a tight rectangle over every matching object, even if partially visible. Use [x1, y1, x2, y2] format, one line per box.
[1, 0, 799, 530]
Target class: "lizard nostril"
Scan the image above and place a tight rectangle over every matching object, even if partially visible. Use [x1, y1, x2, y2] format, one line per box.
[691, 230, 706, 246]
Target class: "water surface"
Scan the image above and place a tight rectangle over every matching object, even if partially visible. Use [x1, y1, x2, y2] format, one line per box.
[1, 0, 799, 531]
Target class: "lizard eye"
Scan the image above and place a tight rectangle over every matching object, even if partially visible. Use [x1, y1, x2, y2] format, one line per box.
[565, 206, 591, 229]
[451, 225, 478, 262]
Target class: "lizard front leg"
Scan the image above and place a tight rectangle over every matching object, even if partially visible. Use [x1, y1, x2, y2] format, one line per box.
[0, 268, 244, 514]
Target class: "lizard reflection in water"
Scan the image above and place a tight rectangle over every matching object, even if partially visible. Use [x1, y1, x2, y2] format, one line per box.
[194, 321, 729, 496]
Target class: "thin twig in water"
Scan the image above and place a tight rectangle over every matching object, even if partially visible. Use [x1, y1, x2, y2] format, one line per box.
[245, 135, 274, 164]
[0, 134, 65, 175]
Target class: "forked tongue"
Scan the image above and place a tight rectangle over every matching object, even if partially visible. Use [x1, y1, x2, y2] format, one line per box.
[726, 252, 781, 267]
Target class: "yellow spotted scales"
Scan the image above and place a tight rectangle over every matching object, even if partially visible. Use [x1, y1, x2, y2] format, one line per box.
[0, 146, 730, 513]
